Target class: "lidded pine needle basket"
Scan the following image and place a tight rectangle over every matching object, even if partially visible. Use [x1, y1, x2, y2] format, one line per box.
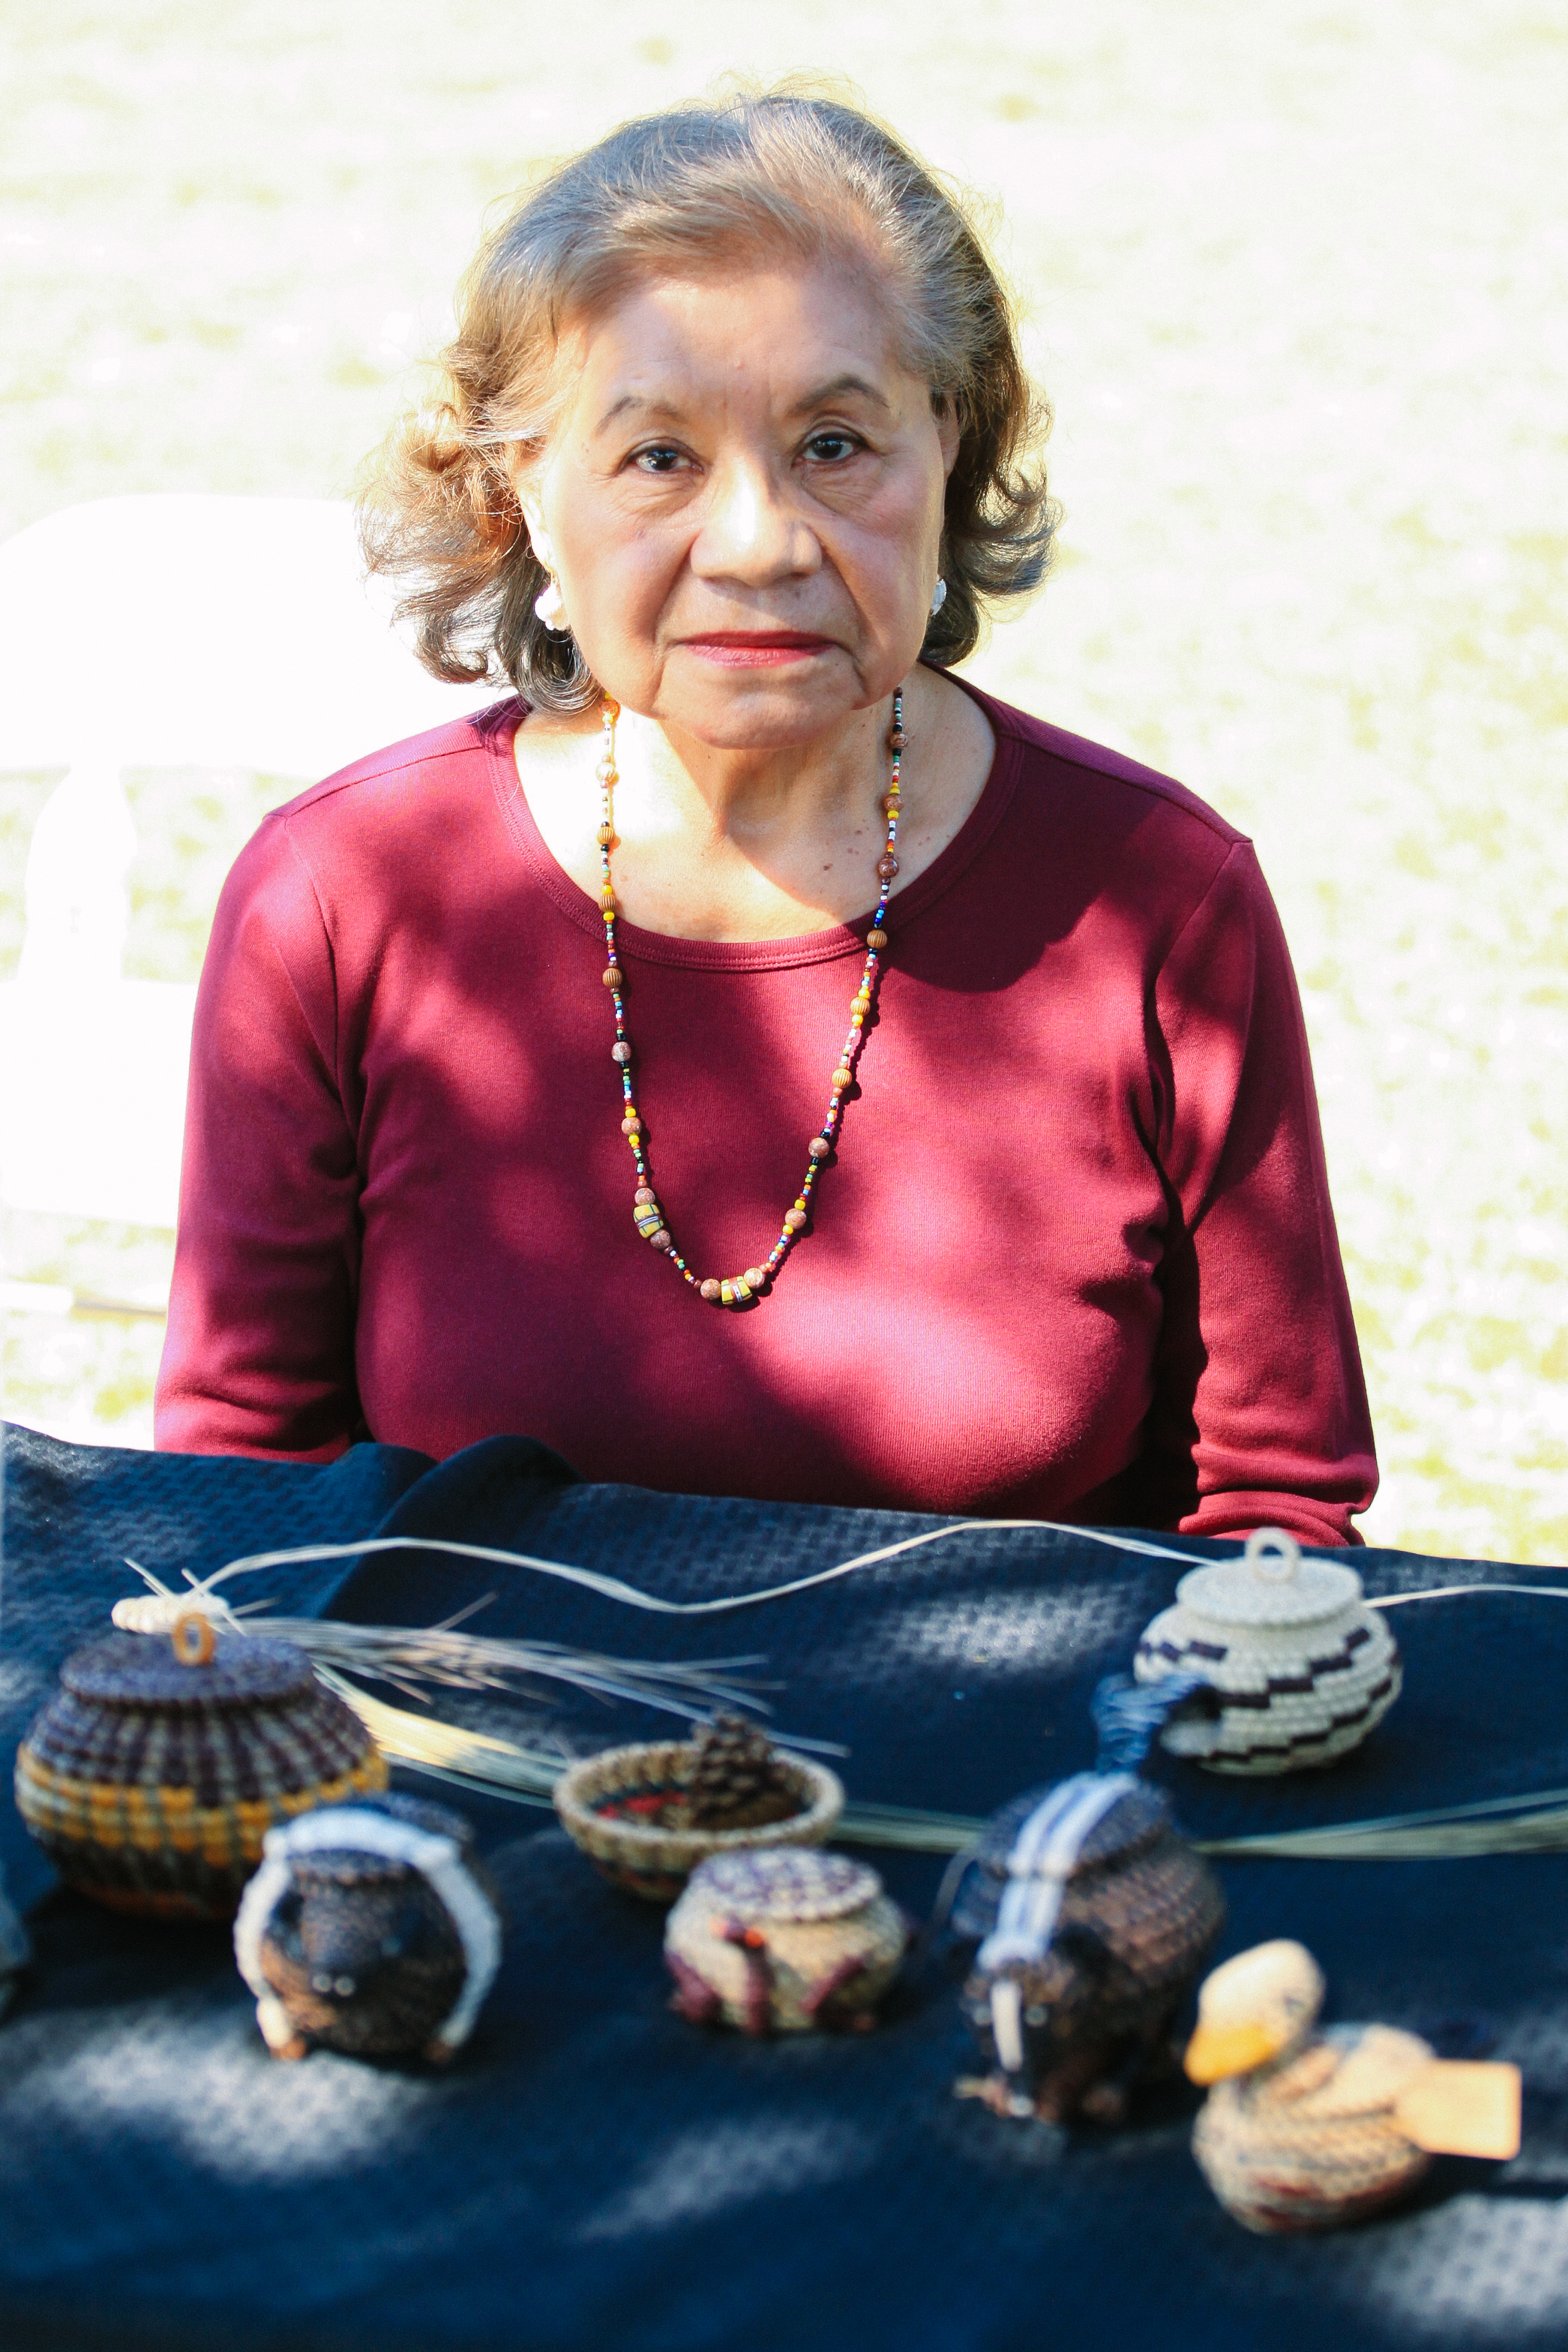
[1133, 1530, 1401, 1775]
[14, 1613, 388, 1918]
[665, 1847, 907, 2033]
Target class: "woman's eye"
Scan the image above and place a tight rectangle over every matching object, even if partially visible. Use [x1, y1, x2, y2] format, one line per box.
[804, 432, 860, 464]
[630, 446, 689, 474]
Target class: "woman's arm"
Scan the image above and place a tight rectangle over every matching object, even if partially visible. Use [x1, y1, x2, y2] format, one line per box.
[1140, 840, 1378, 1546]
[154, 815, 364, 1459]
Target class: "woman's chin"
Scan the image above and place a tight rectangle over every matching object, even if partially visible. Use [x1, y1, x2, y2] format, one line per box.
[643, 650, 886, 749]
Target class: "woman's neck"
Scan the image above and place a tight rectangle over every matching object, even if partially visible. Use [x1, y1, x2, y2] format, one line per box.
[513, 663, 995, 944]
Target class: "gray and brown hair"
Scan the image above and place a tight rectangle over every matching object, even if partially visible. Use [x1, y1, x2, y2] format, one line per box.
[359, 89, 1057, 712]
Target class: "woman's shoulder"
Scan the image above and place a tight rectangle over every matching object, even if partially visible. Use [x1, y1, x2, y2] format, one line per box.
[970, 685, 1249, 855]
[273, 696, 520, 836]
[222, 698, 522, 894]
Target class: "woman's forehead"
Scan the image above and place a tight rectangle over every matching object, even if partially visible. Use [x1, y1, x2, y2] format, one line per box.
[552, 260, 919, 429]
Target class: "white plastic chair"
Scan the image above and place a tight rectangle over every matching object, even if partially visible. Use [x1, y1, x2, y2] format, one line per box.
[0, 494, 496, 1237]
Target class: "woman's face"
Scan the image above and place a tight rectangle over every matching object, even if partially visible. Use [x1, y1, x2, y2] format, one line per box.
[517, 255, 960, 751]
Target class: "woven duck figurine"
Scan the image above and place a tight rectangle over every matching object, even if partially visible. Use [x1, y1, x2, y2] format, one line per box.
[1186, 1940, 1522, 2232]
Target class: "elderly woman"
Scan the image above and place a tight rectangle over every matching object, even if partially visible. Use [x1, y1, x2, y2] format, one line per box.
[155, 94, 1376, 1546]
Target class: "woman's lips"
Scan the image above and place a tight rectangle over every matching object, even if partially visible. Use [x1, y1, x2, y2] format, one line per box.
[681, 633, 836, 668]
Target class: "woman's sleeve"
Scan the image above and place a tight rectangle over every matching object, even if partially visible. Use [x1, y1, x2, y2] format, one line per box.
[154, 816, 364, 1460]
[1140, 838, 1378, 1546]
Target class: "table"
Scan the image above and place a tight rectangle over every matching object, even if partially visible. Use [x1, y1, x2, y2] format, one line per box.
[1, 1424, 1564, 2351]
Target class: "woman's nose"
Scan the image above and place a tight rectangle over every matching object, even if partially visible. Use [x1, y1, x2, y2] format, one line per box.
[691, 460, 820, 586]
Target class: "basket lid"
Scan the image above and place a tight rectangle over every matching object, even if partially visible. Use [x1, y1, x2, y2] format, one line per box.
[688, 1847, 880, 1923]
[952, 1774, 1171, 1942]
[979, 1774, 1170, 1878]
[282, 1794, 478, 1883]
[61, 1628, 317, 1708]
[1174, 1528, 1365, 1629]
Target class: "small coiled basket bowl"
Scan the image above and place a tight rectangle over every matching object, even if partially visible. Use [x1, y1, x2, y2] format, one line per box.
[553, 1738, 844, 1904]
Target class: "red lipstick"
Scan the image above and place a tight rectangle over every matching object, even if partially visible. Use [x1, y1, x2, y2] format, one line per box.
[682, 632, 835, 668]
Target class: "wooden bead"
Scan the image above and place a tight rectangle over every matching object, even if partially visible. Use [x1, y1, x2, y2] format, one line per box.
[783, 1208, 807, 1231]
[596, 823, 614, 847]
[700, 1279, 721, 1302]
[634, 1186, 656, 1206]
[601, 886, 616, 909]
[649, 1228, 672, 1251]
[832, 1067, 853, 1091]
[888, 727, 907, 752]
[743, 1268, 765, 1289]
[602, 966, 622, 988]
[877, 854, 899, 882]
[620, 1116, 640, 1136]
[808, 1138, 831, 1160]
[866, 928, 887, 950]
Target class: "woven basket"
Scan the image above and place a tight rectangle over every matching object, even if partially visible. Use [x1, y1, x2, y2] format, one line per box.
[15, 1618, 388, 1919]
[665, 1847, 907, 2032]
[553, 1738, 843, 1904]
[1134, 1530, 1402, 1774]
[1192, 2025, 1435, 2231]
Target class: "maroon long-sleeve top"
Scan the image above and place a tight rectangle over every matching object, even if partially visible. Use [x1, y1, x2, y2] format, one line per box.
[155, 686, 1377, 1545]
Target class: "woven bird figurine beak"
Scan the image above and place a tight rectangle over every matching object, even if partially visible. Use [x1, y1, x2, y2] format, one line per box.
[1186, 1939, 1522, 2231]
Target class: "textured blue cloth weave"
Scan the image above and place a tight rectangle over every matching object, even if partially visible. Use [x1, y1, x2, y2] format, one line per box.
[1, 1424, 1564, 2352]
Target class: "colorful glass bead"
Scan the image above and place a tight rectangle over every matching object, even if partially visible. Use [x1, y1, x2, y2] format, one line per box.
[634, 1202, 664, 1240]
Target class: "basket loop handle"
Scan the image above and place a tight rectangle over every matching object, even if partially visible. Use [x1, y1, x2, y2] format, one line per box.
[171, 1611, 217, 1667]
[1244, 1527, 1302, 1585]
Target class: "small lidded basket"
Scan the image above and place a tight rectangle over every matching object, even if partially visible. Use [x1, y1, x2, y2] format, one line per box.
[14, 1612, 388, 1918]
[553, 1712, 843, 1904]
[665, 1847, 907, 2033]
[1133, 1529, 1401, 1775]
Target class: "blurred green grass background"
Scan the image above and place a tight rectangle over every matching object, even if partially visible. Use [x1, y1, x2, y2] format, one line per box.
[2, 0, 1564, 1558]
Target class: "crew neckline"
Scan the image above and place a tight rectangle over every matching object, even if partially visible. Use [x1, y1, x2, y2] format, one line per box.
[485, 673, 1024, 973]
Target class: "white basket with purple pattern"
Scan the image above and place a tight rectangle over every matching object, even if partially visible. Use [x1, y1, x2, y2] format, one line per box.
[1132, 1530, 1401, 1775]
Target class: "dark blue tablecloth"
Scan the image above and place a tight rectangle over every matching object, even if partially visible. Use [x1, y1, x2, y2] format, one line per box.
[1, 1423, 1565, 2352]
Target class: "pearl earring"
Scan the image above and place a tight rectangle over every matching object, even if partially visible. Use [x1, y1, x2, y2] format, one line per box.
[534, 573, 569, 632]
[930, 577, 947, 616]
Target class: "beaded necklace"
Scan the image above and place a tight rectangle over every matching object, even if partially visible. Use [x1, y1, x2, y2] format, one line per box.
[596, 688, 905, 1308]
